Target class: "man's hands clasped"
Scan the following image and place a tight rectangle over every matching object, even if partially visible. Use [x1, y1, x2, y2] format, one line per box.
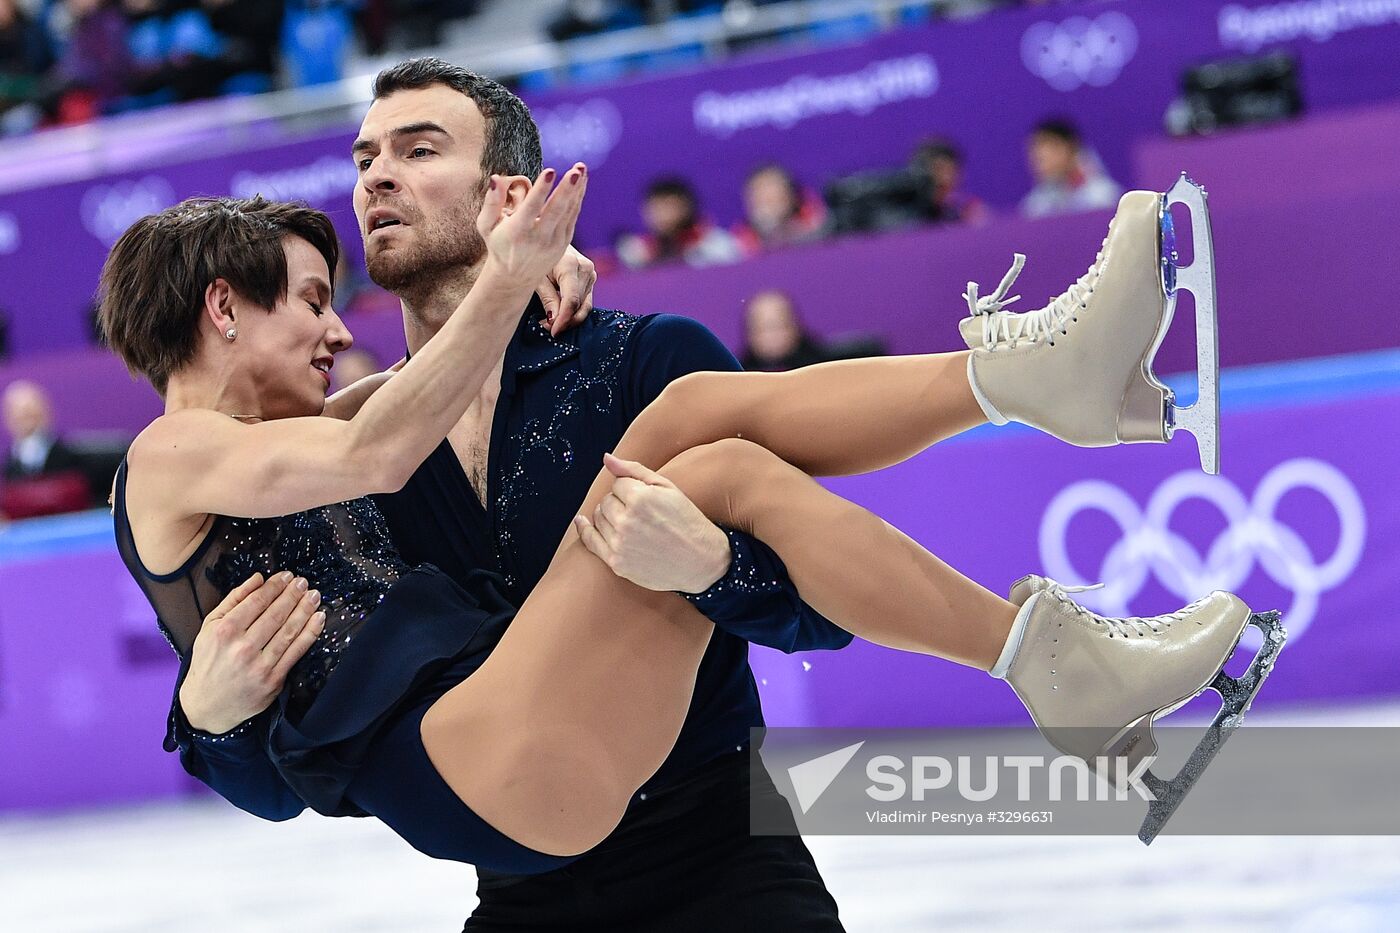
[573, 453, 733, 595]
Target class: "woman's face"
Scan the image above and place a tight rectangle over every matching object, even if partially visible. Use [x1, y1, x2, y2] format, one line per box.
[229, 236, 353, 420]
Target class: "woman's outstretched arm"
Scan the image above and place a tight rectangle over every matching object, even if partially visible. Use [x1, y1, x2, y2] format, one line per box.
[133, 166, 587, 520]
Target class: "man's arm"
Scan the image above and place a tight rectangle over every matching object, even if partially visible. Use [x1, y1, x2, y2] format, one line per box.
[164, 573, 321, 821]
[614, 313, 853, 653]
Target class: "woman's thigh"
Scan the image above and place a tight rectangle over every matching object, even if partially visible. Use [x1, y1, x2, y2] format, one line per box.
[418, 515, 714, 857]
[348, 698, 576, 875]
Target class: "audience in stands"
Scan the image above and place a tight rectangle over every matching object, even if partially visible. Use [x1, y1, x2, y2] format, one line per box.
[732, 163, 827, 256]
[49, 0, 133, 123]
[1020, 118, 1122, 218]
[616, 176, 741, 270]
[911, 137, 987, 226]
[739, 289, 885, 372]
[0, 0, 50, 133]
[1, 379, 96, 517]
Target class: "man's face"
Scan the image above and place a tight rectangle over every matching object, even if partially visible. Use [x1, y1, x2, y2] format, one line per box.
[2, 383, 51, 442]
[352, 85, 490, 294]
[1029, 133, 1076, 184]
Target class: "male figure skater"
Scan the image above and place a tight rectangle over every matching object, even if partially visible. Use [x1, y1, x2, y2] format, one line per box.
[174, 58, 852, 930]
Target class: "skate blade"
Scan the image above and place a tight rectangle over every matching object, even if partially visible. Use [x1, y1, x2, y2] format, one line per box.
[1136, 611, 1286, 845]
[1160, 173, 1221, 475]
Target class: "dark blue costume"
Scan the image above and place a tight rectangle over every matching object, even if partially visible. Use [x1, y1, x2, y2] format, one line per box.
[143, 303, 852, 924]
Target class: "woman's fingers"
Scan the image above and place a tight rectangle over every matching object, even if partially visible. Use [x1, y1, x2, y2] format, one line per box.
[541, 164, 587, 242]
[271, 611, 327, 684]
[262, 587, 321, 659]
[208, 571, 278, 626]
[517, 167, 557, 225]
[247, 575, 311, 649]
[475, 173, 508, 240]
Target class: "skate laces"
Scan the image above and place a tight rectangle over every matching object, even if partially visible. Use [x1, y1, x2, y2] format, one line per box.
[964, 242, 1107, 350]
[1045, 580, 1208, 638]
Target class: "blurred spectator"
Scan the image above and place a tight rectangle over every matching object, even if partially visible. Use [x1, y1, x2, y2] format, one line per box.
[0, 0, 52, 134]
[740, 289, 827, 371]
[1020, 118, 1122, 218]
[124, 0, 284, 105]
[3, 380, 82, 479]
[616, 176, 741, 270]
[0, 306, 10, 360]
[2, 380, 96, 517]
[740, 289, 887, 371]
[49, 0, 132, 123]
[732, 163, 827, 256]
[330, 348, 383, 393]
[911, 138, 987, 225]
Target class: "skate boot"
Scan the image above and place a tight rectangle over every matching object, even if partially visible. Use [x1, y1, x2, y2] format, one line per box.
[992, 574, 1286, 843]
[960, 175, 1221, 473]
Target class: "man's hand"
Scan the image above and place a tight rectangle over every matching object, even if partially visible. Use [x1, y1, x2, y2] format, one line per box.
[573, 453, 732, 594]
[179, 572, 325, 734]
[537, 244, 597, 337]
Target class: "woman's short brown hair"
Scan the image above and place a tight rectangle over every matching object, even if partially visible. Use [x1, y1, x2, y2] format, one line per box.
[98, 196, 340, 395]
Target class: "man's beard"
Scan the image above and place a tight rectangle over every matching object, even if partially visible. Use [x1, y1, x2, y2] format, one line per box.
[365, 193, 485, 295]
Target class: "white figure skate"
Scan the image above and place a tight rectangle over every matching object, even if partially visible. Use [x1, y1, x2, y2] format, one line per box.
[998, 575, 1286, 844]
[959, 175, 1221, 473]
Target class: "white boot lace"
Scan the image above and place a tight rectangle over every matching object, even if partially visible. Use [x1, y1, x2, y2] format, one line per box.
[1045, 581, 1208, 638]
[963, 241, 1107, 350]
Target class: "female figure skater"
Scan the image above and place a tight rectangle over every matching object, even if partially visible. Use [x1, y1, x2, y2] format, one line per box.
[103, 166, 1253, 873]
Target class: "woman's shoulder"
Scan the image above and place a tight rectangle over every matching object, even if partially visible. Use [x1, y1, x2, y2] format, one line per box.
[128, 409, 231, 463]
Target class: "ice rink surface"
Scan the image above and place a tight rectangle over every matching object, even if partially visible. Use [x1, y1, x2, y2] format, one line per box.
[5, 702, 1399, 932]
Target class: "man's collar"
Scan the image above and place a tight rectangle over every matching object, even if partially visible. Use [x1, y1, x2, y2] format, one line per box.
[506, 295, 582, 380]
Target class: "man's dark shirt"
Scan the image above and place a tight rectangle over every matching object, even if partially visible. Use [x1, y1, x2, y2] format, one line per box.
[166, 301, 851, 819]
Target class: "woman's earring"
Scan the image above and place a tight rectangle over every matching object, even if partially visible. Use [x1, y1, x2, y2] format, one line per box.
[224, 327, 237, 341]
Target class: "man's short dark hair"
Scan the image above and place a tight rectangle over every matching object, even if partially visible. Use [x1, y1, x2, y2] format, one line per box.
[372, 57, 544, 179]
[98, 197, 340, 396]
[1032, 118, 1081, 146]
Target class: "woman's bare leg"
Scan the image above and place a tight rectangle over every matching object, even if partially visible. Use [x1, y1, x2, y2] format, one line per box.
[662, 438, 1017, 664]
[421, 440, 1014, 862]
[626, 351, 986, 478]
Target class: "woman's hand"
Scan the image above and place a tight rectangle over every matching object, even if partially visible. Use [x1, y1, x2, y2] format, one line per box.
[537, 245, 597, 337]
[478, 163, 588, 289]
[179, 572, 325, 734]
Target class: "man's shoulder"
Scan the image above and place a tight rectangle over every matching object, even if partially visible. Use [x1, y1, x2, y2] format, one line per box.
[572, 308, 734, 384]
[580, 307, 719, 343]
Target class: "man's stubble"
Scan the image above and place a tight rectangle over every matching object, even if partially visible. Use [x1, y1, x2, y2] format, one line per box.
[365, 183, 486, 302]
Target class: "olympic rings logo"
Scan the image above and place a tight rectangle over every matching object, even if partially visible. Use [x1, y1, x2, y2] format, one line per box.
[1038, 458, 1366, 647]
[1021, 11, 1139, 92]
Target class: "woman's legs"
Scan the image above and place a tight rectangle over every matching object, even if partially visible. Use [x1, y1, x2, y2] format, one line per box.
[420, 352, 1004, 857]
[421, 441, 1015, 863]
[662, 438, 1017, 666]
[622, 351, 985, 478]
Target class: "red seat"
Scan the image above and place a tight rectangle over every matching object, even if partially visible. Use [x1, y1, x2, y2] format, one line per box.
[0, 471, 93, 519]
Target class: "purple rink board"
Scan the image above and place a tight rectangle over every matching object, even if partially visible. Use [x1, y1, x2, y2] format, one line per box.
[7, 98, 1400, 441]
[0, 353, 1396, 811]
[5, 0, 1400, 356]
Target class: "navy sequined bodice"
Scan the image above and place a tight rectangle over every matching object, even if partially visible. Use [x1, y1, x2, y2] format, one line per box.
[113, 462, 411, 720]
